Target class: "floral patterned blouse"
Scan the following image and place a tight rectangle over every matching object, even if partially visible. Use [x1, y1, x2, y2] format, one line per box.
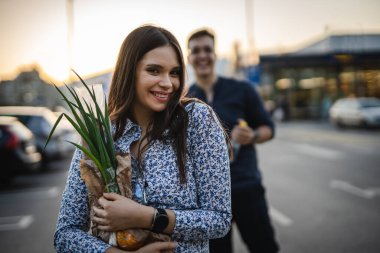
[54, 102, 232, 253]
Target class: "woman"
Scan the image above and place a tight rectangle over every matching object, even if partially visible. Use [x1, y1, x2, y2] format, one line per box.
[54, 25, 231, 253]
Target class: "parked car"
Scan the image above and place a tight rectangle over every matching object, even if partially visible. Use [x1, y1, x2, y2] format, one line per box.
[329, 97, 380, 128]
[0, 106, 76, 168]
[0, 116, 42, 184]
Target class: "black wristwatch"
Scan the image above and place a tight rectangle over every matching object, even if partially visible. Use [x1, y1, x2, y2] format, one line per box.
[252, 130, 261, 144]
[151, 208, 169, 233]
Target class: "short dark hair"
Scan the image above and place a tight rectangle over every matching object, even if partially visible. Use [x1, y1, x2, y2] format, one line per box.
[187, 28, 215, 48]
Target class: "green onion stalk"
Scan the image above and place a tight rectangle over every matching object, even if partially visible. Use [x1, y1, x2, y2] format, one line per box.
[44, 70, 120, 194]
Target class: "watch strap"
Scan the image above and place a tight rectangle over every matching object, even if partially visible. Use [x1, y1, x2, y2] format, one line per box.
[151, 208, 169, 233]
[252, 130, 261, 144]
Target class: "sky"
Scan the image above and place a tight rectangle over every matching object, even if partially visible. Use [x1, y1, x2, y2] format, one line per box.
[0, 0, 379, 81]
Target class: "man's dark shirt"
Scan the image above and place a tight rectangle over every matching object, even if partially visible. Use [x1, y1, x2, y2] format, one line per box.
[188, 76, 275, 191]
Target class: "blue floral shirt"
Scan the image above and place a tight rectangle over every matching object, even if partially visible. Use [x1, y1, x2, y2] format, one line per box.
[54, 102, 232, 253]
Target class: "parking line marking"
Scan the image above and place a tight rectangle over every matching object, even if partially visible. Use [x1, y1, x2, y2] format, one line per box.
[269, 206, 293, 227]
[370, 188, 380, 194]
[292, 143, 345, 160]
[330, 180, 378, 199]
[0, 215, 34, 231]
[47, 187, 60, 197]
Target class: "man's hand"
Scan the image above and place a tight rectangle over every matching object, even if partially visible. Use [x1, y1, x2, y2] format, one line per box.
[231, 119, 273, 145]
[230, 119, 256, 145]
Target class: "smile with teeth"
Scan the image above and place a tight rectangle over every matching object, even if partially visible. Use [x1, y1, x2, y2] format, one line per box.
[151, 91, 169, 100]
[196, 60, 210, 68]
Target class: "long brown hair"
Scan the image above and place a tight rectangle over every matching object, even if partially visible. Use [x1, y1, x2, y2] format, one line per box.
[108, 25, 190, 183]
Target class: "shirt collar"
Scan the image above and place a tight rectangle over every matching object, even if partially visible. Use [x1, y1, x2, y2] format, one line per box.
[111, 118, 141, 137]
[112, 118, 141, 153]
[124, 118, 141, 136]
[193, 76, 221, 93]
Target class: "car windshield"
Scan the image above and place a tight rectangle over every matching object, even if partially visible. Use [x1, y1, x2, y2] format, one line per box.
[336, 100, 358, 109]
[359, 99, 380, 108]
[28, 116, 52, 136]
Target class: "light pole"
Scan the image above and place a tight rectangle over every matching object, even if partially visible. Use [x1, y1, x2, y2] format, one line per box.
[66, 0, 74, 82]
[245, 0, 258, 65]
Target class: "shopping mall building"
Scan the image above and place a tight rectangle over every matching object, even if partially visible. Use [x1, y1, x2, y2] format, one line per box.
[259, 34, 380, 119]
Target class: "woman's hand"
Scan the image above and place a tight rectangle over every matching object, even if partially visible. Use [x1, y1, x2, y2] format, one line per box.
[93, 192, 154, 231]
[135, 242, 177, 253]
[106, 242, 177, 253]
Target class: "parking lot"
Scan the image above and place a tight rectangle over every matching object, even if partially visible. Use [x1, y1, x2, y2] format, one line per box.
[0, 121, 379, 253]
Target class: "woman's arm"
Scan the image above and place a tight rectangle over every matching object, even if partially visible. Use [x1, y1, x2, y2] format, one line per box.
[93, 192, 176, 235]
[93, 103, 231, 241]
[54, 149, 112, 253]
[171, 102, 232, 241]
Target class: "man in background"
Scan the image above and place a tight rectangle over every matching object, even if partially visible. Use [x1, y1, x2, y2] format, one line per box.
[187, 28, 279, 253]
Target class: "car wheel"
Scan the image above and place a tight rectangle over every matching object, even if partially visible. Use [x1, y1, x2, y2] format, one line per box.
[37, 148, 50, 172]
[39, 155, 50, 171]
[335, 119, 345, 128]
[0, 162, 15, 186]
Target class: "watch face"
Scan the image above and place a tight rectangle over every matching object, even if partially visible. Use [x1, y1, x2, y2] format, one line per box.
[155, 213, 169, 231]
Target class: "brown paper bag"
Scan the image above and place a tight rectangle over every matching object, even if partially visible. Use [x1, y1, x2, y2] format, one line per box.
[80, 153, 171, 251]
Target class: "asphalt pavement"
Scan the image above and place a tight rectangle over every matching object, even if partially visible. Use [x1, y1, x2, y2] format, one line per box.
[0, 157, 70, 253]
[233, 121, 380, 253]
[0, 121, 379, 253]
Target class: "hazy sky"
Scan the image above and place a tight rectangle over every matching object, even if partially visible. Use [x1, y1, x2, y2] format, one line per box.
[1, 0, 379, 81]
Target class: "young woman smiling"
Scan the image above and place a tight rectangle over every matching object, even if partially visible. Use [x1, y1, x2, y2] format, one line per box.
[54, 25, 232, 253]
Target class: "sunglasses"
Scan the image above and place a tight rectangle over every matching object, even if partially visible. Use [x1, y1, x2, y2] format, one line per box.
[190, 46, 214, 55]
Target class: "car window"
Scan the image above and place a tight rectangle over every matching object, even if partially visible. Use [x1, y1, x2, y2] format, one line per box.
[0, 127, 8, 146]
[44, 110, 59, 126]
[0, 109, 62, 136]
[27, 116, 52, 136]
[359, 99, 380, 108]
[0, 114, 30, 125]
[345, 100, 359, 109]
[335, 100, 354, 108]
[334, 100, 344, 107]
[18, 115, 32, 125]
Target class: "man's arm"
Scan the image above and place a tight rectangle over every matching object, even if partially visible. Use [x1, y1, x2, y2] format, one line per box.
[245, 83, 275, 143]
[230, 123, 272, 145]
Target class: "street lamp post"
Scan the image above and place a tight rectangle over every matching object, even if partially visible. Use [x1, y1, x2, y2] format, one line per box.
[245, 0, 259, 65]
[66, 0, 74, 82]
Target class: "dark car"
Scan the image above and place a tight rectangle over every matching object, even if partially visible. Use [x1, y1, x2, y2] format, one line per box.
[0, 106, 76, 168]
[0, 116, 42, 184]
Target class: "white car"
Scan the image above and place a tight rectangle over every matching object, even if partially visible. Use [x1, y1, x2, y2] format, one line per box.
[329, 97, 380, 127]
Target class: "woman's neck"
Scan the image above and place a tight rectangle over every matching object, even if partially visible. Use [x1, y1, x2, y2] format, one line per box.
[130, 106, 153, 160]
[132, 106, 152, 133]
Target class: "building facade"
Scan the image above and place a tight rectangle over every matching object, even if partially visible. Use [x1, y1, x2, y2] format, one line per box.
[259, 34, 380, 120]
[0, 68, 62, 109]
